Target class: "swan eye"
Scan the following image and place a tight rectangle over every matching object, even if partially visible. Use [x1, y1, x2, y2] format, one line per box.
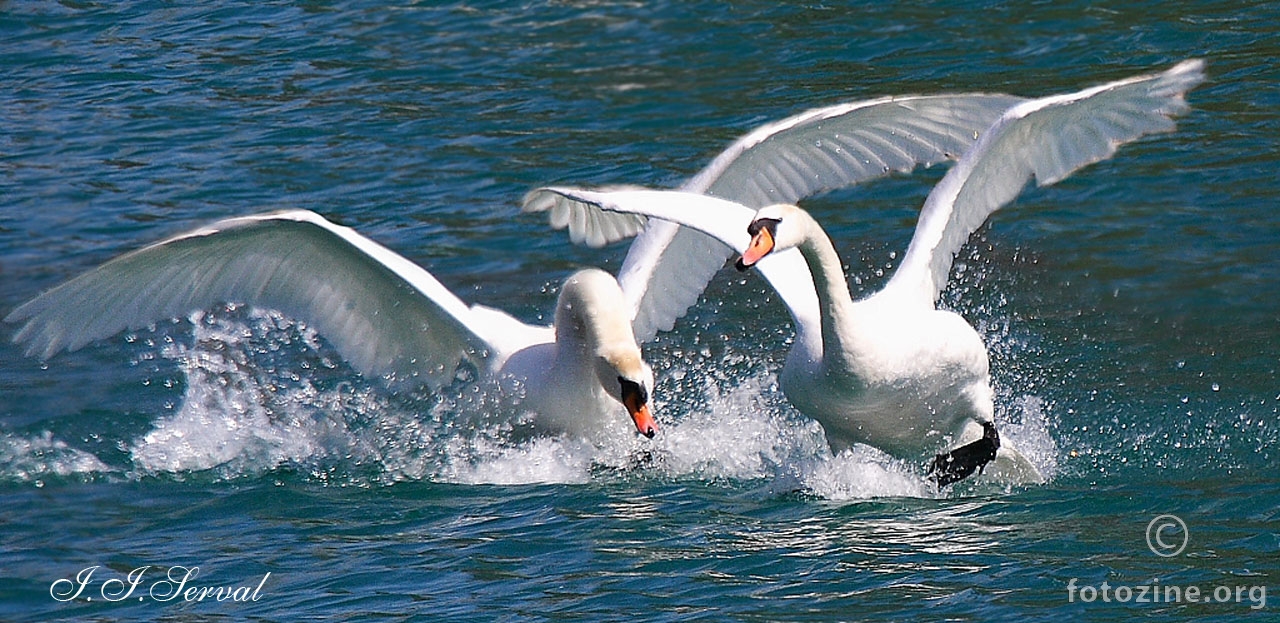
[746, 217, 781, 237]
[617, 376, 648, 405]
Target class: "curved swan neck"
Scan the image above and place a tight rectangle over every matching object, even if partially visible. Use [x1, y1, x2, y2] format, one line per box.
[791, 214, 860, 358]
[553, 269, 636, 358]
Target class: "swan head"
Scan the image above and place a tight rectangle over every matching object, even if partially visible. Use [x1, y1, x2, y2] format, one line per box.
[595, 348, 658, 439]
[555, 269, 658, 438]
[735, 203, 807, 271]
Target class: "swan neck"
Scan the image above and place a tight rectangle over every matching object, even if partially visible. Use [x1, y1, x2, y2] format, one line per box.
[553, 270, 637, 360]
[794, 219, 858, 354]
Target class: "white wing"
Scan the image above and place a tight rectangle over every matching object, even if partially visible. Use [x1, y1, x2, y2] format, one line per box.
[689, 93, 1029, 204]
[523, 184, 651, 248]
[6, 210, 543, 387]
[527, 94, 1024, 342]
[528, 188, 821, 333]
[889, 59, 1207, 304]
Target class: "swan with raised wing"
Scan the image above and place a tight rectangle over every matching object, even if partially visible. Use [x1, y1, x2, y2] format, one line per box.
[527, 60, 1205, 484]
[8, 93, 1019, 446]
[6, 211, 658, 442]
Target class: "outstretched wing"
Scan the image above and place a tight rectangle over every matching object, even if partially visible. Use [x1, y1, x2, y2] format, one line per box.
[527, 94, 1024, 341]
[527, 188, 821, 334]
[689, 93, 1029, 205]
[7, 210, 540, 387]
[888, 59, 1206, 304]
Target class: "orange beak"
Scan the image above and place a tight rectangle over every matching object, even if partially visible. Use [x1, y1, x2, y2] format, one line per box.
[621, 382, 657, 439]
[736, 224, 775, 270]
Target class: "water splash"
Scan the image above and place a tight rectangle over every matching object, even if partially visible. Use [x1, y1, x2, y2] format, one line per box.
[128, 309, 389, 478]
[653, 374, 826, 482]
[799, 446, 935, 500]
[0, 431, 110, 484]
[3, 306, 1062, 496]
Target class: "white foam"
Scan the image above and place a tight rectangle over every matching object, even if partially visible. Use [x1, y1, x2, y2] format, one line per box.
[438, 435, 596, 486]
[113, 310, 1059, 496]
[129, 310, 385, 477]
[0, 431, 111, 482]
[652, 374, 825, 481]
[646, 374, 941, 499]
[798, 445, 935, 500]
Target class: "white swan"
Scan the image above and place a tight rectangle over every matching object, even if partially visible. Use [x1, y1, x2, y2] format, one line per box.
[527, 60, 1206, 484]
[5, 93, 1023, 449]
[5, 210, 658, 442]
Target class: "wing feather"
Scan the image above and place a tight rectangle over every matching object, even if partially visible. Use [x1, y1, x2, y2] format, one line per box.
[526, 94, 1022, 340]
[528, 188, 821, 336]
[688, 94, 1027, 204]
[888, 59, 1205, 303]
[6, 210, 536, 387]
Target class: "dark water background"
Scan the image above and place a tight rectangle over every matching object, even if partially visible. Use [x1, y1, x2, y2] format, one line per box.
[2, 2, 1277, 621]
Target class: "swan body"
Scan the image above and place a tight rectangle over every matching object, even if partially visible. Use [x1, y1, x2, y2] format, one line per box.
[6, 210, 657, 442]
[527, 59, 1206, 482]
[740, 204, 996, 458]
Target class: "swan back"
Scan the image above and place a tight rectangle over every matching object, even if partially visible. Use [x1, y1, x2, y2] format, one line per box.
[554, 268, 653, 398]
[554, 269, 640, 356]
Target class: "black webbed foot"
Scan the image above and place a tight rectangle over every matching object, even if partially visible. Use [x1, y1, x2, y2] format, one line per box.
[928, 422, 1000, 487]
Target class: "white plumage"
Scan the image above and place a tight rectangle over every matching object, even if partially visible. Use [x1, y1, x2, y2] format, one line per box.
[527, 60, 1205, 482]
[8, 91, 1017, 447]
[6, 211, 658, 442]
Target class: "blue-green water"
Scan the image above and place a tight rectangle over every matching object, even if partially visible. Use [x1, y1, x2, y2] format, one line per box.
[2, 2, 1278, 621]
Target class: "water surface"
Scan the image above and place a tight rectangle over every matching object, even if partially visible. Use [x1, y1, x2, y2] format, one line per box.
[2, 2, 1277, 621]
